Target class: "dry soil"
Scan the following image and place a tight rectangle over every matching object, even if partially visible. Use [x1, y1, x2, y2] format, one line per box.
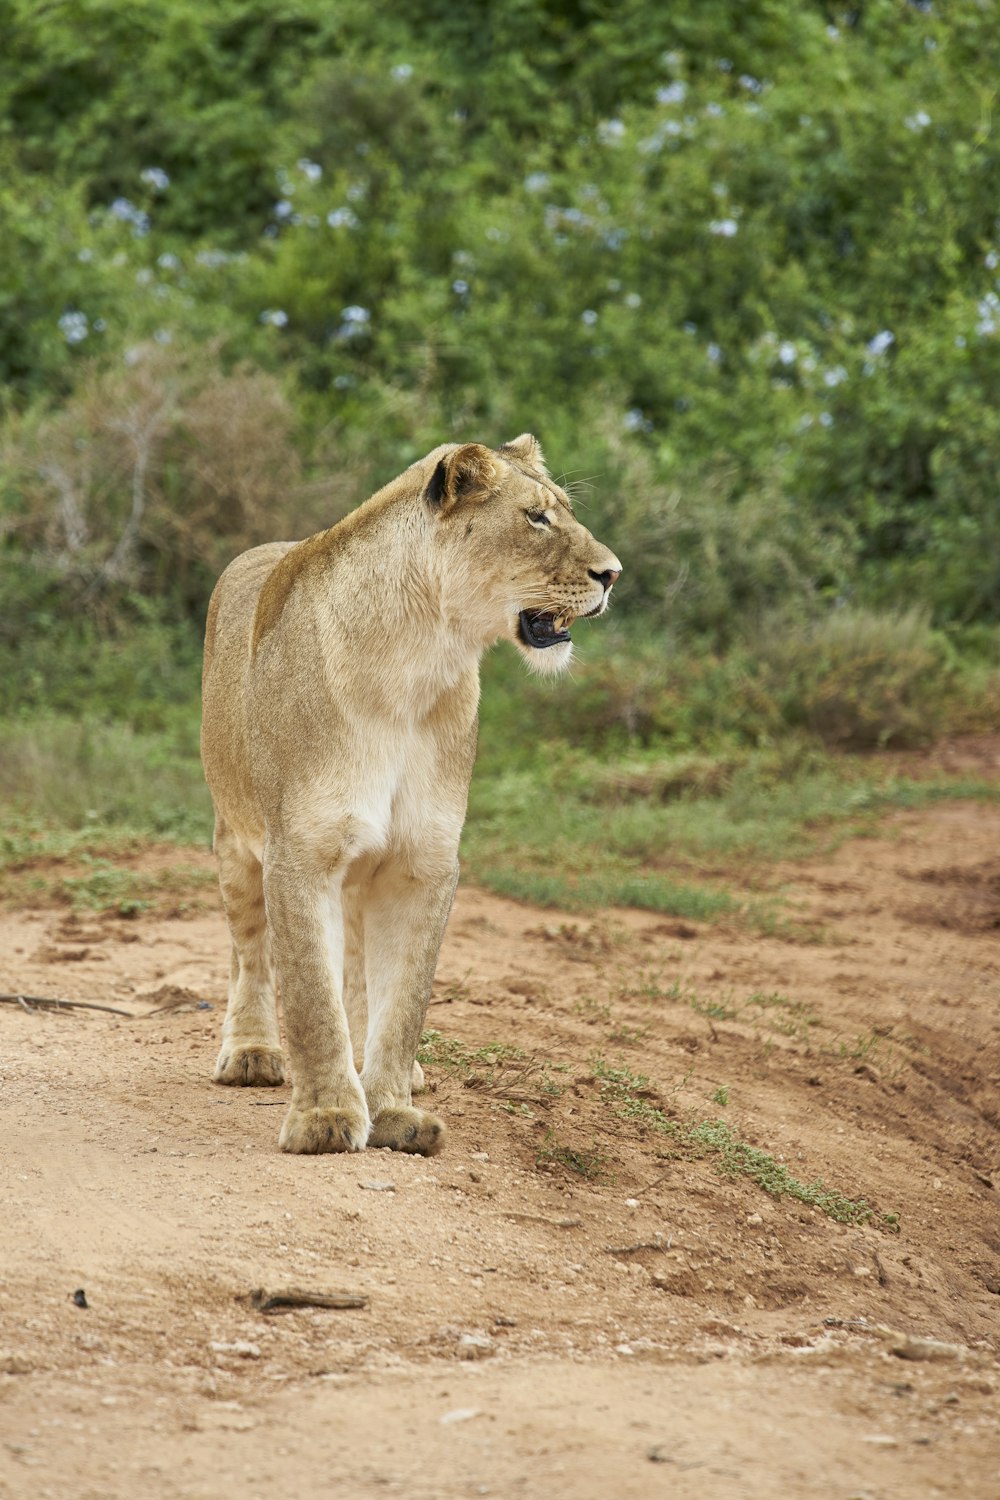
[1, 769, 999, 1499]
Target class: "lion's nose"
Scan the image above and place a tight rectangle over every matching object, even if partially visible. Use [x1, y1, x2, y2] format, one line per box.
[589, 566, 621, 590]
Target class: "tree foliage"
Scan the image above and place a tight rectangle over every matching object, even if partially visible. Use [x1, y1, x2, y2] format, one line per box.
[2, 0, 999, 630]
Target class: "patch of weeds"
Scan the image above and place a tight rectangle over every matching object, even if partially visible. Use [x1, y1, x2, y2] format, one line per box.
[592, 1057, 682, 1133]
[0, 817, 145, 874]
[417, 1029, 525, 1078]
[690, 992, 740, 1021]
[617, 968, 670, 1001]
[59, 855, 213, 915]
[61, 856, 140, 912]
[744, 991, 819, 1039]
[686, 1119, 893, 1227]
[607, 1022, 649, 1045]
[501, 1100, 535, 1118]
[573, 995, 612, 1024]
[470, 862, 738, 921]
[711, 1085, 730, 1106]
[832, 1026, 913, 1081]
[535, 1130, 608, 1180]
[751, 909, 831, 944]
[838, 1030, 883, 1062]
[590, 1057, 895, 1228]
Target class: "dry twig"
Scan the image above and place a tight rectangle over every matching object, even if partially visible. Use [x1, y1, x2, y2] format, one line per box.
[0, 993, 135, 1018]
[246, 1287, 368, 1314]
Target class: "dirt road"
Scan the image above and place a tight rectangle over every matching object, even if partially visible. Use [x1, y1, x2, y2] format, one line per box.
[1, 796, 998, 1498]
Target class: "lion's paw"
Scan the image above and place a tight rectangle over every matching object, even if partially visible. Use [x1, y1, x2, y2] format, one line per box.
[368, 1105, 445, 1156]
[279, 1103, 369, 1155]
[214, 1045, 286, 1087]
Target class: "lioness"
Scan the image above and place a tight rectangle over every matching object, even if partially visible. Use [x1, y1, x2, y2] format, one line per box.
[201, 434, 620, 1155]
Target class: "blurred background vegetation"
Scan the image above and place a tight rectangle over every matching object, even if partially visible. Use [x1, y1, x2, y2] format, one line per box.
[2, 0, 999, 908]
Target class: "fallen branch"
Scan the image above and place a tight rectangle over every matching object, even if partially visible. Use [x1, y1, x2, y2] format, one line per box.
[502, 1212, 583, 1229]
[604, 1236, 670, 1257]
[0, 993, 135, 1018]
[633, 1169, 676, 1197]
[246, 1287, 368, 1314]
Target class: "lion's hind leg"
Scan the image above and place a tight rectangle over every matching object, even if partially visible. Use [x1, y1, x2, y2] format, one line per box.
[343, 883, 425, 1096]
[212, 817, 285, 1087]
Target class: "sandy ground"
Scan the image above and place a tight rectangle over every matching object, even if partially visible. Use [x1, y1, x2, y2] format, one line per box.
[1, 782, 999, 1499]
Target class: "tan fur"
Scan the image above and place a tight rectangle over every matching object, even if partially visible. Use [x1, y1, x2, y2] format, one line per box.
[200, 435, 621, 1155]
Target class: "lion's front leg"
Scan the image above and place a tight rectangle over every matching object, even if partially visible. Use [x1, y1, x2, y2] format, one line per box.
[263, 855, 370, 1154]
[359, 854, 456, 1156]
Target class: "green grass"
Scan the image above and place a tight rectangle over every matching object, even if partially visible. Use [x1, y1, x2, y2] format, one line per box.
[1, 655, 998, 926]
[0, 815, 217, 913]
[60, 854, 215, 915]
[462, 737, 1000, 917]
[0, 714, 211, 844]
[591, 1056, 894, 1228]
[417, 1029, 525, 1077]
[536, 1131, 608, 1181]
[470, 862, 738, 919]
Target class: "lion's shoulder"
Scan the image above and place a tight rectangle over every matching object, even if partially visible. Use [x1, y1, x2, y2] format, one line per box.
[251, 530, 336, 653]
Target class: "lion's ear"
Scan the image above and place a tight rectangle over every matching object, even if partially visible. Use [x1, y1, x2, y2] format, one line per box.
[424, 443, 497, 513]
[498, 432, 548, 475]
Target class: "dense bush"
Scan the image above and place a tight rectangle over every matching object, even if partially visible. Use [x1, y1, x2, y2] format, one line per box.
[751, 606, 958, 748]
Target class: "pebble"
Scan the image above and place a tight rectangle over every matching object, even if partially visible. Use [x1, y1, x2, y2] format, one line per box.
[746, 1213, 763, 1226]
[360, 1180, 396, 1192]
[209, 1340, 261, 1360]
[440, 1407, 482, 1425]
[889, 1332, 966, 1363]
[456, 1332, 495, 1360]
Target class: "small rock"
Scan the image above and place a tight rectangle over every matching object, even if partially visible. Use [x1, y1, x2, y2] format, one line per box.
[0, 1353, 33, 1375]
[861, 1435, 897, 1448]
[625, 1198, 639, 1208]
[470, 1152, 490, 1162]
[745, 1213, 763, 1227]
[72, 1289, 88, 1309]
[360, 1180, 396, 1192]
[456, 1332, 494, 1361]
[209, 1340, 261, 1360]
[889, 1332, 966, 1363]
[440, 1407, 481, 1425]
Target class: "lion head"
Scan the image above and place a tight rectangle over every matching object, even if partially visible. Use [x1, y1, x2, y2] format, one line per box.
[421, 432, 621, 676]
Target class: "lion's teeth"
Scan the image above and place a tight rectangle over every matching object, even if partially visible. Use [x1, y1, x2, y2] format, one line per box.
[554, 615, 565, 632]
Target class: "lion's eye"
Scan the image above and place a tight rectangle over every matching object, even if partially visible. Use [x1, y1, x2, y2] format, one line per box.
[526, 510, 551, 528]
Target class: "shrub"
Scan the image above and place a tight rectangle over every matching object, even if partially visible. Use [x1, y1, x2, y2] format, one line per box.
[752, 607, 957, 749]
[2, 342, 369, 611]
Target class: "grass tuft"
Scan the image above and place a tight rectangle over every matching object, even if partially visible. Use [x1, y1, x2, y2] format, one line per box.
[536, 1130, 608, 1180]
[591, 1056, 894, 1228]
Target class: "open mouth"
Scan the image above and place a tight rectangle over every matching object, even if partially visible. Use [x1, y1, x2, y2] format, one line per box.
[518, 609, 574, 649]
